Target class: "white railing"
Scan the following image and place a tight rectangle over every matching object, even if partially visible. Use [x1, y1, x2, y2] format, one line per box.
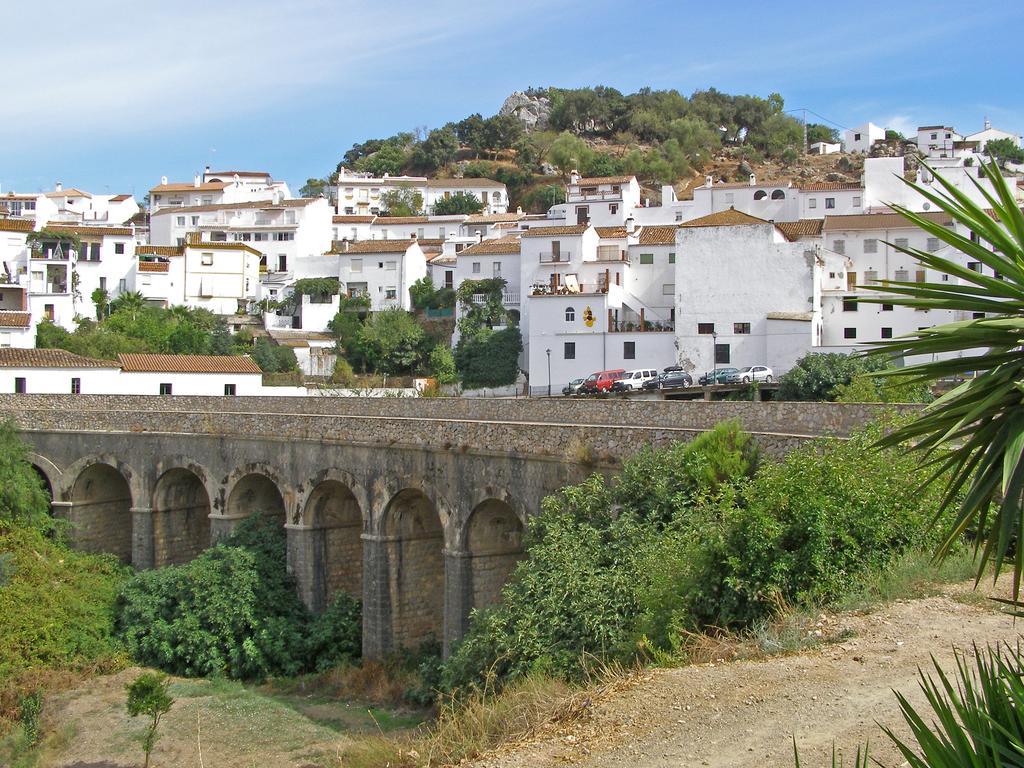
[539, 252, 571, 263]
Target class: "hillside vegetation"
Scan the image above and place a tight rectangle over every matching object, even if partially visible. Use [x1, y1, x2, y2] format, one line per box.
[303, 86, 845, 211]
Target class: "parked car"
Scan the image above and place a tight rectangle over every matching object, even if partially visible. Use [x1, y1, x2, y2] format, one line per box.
[642, 374, 664, 391]
[562, 378, 585, 396]
[659, 369, 694, 389]
[612, 368, 659, 392]
[728, 365, 774, 384]
[580, 369, 626, 394]
[698, 367, 738, 386]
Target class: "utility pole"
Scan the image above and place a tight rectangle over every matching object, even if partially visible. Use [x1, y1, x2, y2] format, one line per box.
[803, 108, 808, 155]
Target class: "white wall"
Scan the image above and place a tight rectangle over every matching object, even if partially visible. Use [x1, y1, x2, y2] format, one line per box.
[842, 122, 885, 154]
[675, 223, 819, 376]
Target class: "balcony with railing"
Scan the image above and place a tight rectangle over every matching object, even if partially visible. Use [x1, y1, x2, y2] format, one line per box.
[538, 251, 571, 264]
[530, 281, 607, 297]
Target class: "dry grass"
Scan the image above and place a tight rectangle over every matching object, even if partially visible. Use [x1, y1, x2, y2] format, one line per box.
[267, 660, 417, 709]
[341, 663, 640, 768]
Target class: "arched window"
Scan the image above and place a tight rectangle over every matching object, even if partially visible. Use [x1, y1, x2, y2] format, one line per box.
[771, 189, 786, 200]
[753, 190, 767, 200]
[565, 306, 575, 322]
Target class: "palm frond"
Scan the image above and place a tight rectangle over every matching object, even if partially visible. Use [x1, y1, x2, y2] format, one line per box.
[862, 158, 1024, 599]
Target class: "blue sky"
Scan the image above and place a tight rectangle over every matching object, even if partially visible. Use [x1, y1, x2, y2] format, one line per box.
[3, 0, 1021, 198]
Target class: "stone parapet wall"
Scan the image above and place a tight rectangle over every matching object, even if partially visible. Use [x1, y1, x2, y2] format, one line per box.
[0, 395, 912, 463]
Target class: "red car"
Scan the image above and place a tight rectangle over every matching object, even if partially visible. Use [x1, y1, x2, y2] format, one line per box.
[580, 369, 626, 394]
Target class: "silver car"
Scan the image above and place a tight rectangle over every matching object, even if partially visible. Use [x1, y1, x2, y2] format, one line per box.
[731, 365, 774, 384]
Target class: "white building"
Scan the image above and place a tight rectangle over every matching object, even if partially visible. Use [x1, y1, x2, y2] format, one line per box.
[817, 210, 983, 350]
[0, 348, 268, 396]
[916, 125, 964, 158]
[333, 239, 426, 312]
[798, 182, 865, 219]
[149, 168, 291, 212]
[809, 141, 841, 155]
[842, 122, 885, 154]
[335, 169, 508, 216]
[675, 210, 821, 378]
[150, 197, 332, 300]
[0, 219, 139, 335]
[964, 119, 1021, 152]
[137, 236, 261, 314]
[545, 174, 642, 228]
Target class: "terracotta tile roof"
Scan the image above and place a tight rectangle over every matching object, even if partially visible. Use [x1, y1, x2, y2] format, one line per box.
[150, 181, 229, 194]
[429, 254, 456, 265]
[706, 180, 793, 190]
[459, 236, 521, 256]
[799, 181, 863, 192]
[595, 226, 628, 238]
[0, 312, 31, 328]
[679, 209, 772, 229]
[333, 215, 376, 224]
[137, 245, 184, 257]
[573, 176, 634, 186]
[0, 348, 119, 367]
[374, 216, 429, 225]
[0, 219, 35, 233]
[109, 194, 133, 202]
[415, 238, 446, 246]
[520, 224, 590, 238]
[45, 188, 91, 198]
[184, 234, 263, 256]
[47, 224, 133, 237]
[822, 211, 952, 231]
[767, 311, 813, 321]
[637, 225, 678, 245]
[425, 178, 504, 188]
[776, 220, 825, 240]
[331, 239, 415, 254]
[204, 170, 270, 178]
[465, 213, 525, 224]
[138, 260, 169, 273]
[117, 353, 262, 374]
[151, 198, 317, 216]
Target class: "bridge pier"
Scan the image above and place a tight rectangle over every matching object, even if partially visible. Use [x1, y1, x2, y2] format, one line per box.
[287, 525, 328, 613]
[130, 507, 155, 570]
[443, 548, 474, 657]
[361, 532, 393, 660]
[209, 514, 244, 542]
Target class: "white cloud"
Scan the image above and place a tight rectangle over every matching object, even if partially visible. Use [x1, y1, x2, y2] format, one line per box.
[877, 115, 917, 138]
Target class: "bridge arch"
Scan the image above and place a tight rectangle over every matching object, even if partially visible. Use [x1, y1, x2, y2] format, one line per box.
[66, 458, 136, 563]
[221, 465, 290, 533]
[27, 452, 60, 504]
[463, 497, 526, 614]
[151, 466, 212, 567]
[301, 470, 366, 605]
[382, 485, 447, 650]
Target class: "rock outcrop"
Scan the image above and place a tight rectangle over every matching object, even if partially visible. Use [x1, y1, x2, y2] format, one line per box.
[499, 91, 551, 131]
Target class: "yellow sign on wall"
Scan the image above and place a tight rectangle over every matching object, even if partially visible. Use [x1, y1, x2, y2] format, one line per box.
[583, 306, 595, 327]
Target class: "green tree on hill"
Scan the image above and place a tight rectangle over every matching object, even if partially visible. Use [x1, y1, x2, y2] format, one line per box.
[433, 192, 485, 215]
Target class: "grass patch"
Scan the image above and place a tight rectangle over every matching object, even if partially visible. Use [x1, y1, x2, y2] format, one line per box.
[835, 548, 980, 613]
[342, 665, 634, 768]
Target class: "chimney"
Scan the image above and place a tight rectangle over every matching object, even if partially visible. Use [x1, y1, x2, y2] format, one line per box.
[55, 181, 63, 192]
[704, 175, 713, 187]
[984, 116, 991, 131]
[205, 165, 211, 176]
[343, 240, 350, 252]
[160, 175, 168, 186]
[516, 205, 523, 215]
[569, 169, 580, 185]
[749, 173, 756, 186]
[193, 174, 200, 188]
[625, 215, 635, 234]
[233, 174, 240, 186]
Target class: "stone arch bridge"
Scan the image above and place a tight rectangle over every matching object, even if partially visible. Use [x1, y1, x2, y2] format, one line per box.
[0, 394, 896, 657]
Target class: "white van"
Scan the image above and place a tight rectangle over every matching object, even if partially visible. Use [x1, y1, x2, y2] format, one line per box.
[613, 368, 659, 391]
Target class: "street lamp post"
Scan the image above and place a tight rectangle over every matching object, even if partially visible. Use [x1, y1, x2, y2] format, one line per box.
[711, 330, 718, 386]
[546, 348, 552, 397]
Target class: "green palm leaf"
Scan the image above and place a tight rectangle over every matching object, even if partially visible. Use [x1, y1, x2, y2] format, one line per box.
[862, 158, 1024, 600]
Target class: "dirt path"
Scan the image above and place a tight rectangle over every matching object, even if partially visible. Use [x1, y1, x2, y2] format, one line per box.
[472, 579, 1021, 768]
